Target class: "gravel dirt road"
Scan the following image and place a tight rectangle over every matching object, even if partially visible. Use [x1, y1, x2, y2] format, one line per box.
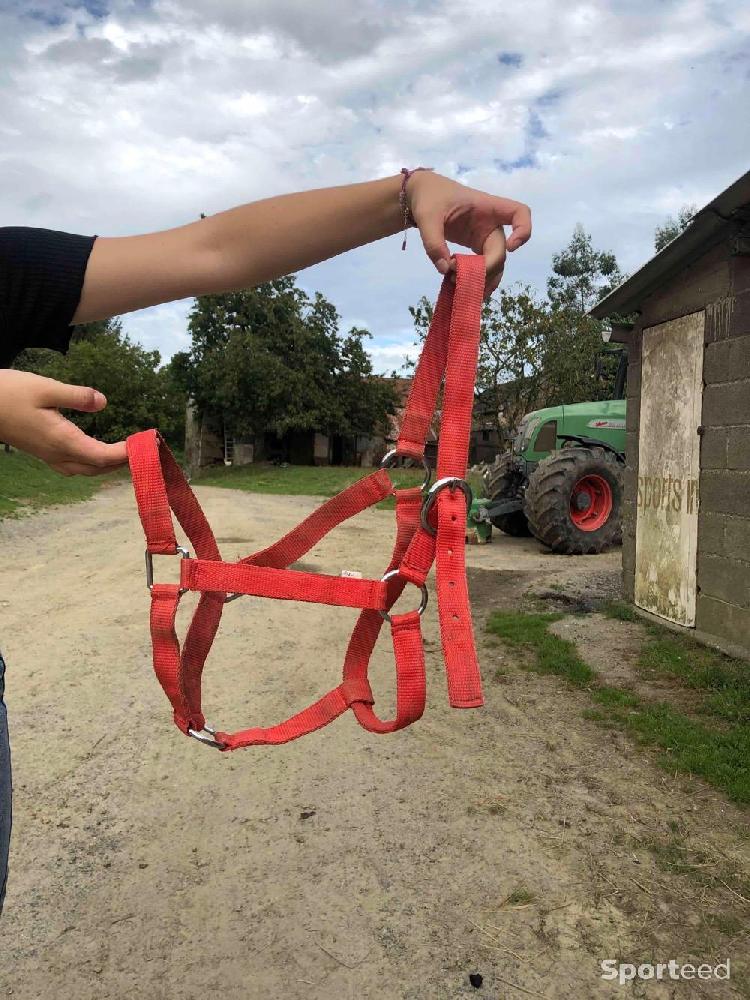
[1, 481, 747, 999]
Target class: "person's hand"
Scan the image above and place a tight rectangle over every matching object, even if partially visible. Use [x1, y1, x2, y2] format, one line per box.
[0, 369, 128, 476]
[405, 171, 531, 298]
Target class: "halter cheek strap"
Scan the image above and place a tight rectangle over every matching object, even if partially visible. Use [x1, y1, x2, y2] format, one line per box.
[126, 254, 486, 750]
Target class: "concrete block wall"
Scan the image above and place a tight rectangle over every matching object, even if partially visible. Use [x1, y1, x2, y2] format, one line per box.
[695, 259, 750, 652]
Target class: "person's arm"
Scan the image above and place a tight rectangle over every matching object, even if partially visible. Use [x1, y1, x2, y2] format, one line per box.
[1, 172, 530, 477]
[73, 172, 531, 323]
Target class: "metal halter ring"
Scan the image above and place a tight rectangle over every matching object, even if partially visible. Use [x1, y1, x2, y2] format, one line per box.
[420, 477, 473, 536]
[380, 448, 432, 491]
[187, 723, 227, 750]
[145, 545, 190, 591]
[378, 568, 429, 623]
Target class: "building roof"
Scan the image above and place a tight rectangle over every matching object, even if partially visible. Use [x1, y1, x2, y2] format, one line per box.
[591, 168, 750, 319]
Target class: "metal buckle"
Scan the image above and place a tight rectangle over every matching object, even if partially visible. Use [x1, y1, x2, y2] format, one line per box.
[378, 568, 429, 623]
[420, 477, 473, 536]
[380, 448, 432, 491]
[187, 723, 227, 750]
[145, 546, 190, 591]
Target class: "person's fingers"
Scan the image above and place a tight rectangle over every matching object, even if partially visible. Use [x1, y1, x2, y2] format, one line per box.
[505, 202, 532, 252]
[52, 461, 103, 477]
[483, 271, 504, 301]
[482, 228, 507, 284]
[40, 378, 107, 413]
[51, 417, 129, 469]
[52, 454, 128, 477]
[416, 213, 452, 275]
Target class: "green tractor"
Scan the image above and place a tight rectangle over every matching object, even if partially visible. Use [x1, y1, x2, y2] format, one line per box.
[482, 349, 627, 555]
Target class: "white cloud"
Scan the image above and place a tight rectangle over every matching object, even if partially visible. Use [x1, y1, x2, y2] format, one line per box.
[0, 0, 748, 371]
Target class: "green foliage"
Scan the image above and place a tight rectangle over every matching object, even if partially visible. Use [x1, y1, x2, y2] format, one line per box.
[654, 204, 697, 253]
[409, 226, 625, 437]
[539, 225, 627, 405]
[536, 306, 617, 406]
[410, 283, 550, 445]
[14, 318, 186, 447]
[185, 278, 397, 441]
[475, 285, 549, 441]
[547, 223, 624, 314]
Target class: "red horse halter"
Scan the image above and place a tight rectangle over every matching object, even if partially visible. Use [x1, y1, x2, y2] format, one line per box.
[126, 254, 485, 750]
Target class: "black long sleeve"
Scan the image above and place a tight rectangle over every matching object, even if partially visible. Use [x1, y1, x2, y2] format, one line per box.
[0, 227, 97, 367]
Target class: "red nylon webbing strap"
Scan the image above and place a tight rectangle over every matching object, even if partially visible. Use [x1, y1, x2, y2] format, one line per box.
[396, 278, 454, 458]
[399, 522, 436, 587]
[149, 585, 204, 733]
[435, 491, 481, 707]
[182, 559, 387, 611]
[215, 685, 359, 750]
[239, 469, 392, 570]
[190, 471, 396, 746]
[128, 430, 226, 731]
[128, 430, 221, 561]
[345, 488, 426, 734]
[436, 256, 485, 481]
[180, 592, 226, 723]
[433, 255, 485, 708]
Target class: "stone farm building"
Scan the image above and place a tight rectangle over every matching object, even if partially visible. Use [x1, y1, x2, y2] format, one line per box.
[592, 167, 750, 660]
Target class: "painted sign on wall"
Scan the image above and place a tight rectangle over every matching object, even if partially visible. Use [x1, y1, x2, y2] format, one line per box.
[635, 312, 704, 627]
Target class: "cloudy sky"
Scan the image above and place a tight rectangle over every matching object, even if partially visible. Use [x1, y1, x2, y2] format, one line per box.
[1, 0, 749, 371]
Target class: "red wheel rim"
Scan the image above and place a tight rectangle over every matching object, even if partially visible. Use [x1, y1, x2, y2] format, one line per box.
[570, 474, 612, 531]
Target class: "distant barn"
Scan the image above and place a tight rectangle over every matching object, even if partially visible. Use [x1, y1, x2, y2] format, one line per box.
[184, 376, 440, 472]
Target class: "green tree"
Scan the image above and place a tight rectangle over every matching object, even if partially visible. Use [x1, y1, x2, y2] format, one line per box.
[547, 224, 623, 314]
[541, 226, 626, 404]
[409, 284, 547, 446]
[186, 278, 397, 442]
[537, 309, 616, 406]
[654, 203, 696, 252]
[337, 327, 399, 436]
[15, 318, 185, 446]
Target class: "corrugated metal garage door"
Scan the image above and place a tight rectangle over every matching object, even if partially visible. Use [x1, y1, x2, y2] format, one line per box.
[635, 311, 704, 626]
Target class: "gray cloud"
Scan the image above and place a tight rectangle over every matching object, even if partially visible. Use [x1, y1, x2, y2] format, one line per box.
[43, 35, 117, 63]
[0, 0, 748, 370]
[42, 34, 166, 81]
[167, 0, 443, 64]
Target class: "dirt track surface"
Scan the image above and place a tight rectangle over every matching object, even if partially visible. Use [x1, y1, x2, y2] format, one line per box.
[0, 482, 748, 999]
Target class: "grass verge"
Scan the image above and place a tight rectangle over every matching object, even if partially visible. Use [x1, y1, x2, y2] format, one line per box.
[603, 601, 750, 725]
[486, 607, 750, 805]
[0, 449, 103, 518]
[195, 463, 485, 510]
[486, 610, 595, 687]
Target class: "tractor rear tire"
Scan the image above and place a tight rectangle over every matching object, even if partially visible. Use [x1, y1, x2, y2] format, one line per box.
[525, 447, 623, 554]
[484, 454, 532, 537]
